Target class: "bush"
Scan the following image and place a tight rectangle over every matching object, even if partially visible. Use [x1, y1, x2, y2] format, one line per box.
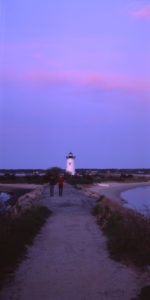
[43, 167, 64, 183]
[92, 197, 150, 267]
[0, 206, 51, 286]
[65, 174, 93, 185]
[131, 286, 150, 300]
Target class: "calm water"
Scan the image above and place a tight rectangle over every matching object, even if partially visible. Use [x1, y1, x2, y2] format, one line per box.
[121, 186, 150, 216]
[0, 192, 11, 211]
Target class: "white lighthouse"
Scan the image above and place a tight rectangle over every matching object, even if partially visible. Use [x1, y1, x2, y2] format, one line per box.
[66, 152, 75, 175]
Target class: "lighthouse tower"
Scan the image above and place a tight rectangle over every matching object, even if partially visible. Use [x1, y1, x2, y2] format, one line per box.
[66, 152, 75, 175]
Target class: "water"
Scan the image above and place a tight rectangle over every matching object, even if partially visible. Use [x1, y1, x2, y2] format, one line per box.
[121, 186, 150, 216]
[0, 192, 11, 211]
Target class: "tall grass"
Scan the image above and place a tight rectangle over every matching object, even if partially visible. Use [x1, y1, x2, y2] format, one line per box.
[0, 206, 51, 286]
[92, 196, 150, 268]
[131, 286, 150, 300]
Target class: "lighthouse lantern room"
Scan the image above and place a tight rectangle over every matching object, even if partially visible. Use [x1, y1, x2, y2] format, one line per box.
[66, 152, 75, 175]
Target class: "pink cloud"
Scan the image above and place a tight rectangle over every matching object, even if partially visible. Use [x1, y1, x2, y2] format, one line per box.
[131, 4, 150, 18]
[80, 73, 150, 93]
[0, 69, 150, 94]
[33, 53, 61, 68]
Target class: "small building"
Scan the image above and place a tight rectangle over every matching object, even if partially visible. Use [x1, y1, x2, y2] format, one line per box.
[66, 152, 75, 175]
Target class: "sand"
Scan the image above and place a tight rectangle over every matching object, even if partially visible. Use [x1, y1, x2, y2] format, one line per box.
[0, 183, 150, 300]
[84, 181, 150, 203]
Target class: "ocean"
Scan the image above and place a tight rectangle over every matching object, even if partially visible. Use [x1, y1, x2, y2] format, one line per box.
[121, 186, 150, 217]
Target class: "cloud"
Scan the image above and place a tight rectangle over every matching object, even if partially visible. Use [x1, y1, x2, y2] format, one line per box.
[0, 69, 150, 94]
[131, 4, 150, 18]
[81, 73, 150, 92]
[33, 53, 61, 68]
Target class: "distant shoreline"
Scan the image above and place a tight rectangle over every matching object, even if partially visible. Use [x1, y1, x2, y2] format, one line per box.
[0, 184, 41, 211]
[0, 183, 41, 192]
[84, 181, 150, 203]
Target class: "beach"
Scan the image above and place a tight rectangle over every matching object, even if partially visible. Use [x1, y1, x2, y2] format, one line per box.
[83, 181, 150, 203]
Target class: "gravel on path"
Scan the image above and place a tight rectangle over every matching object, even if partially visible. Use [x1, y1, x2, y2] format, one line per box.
[0, 183, 149, 300]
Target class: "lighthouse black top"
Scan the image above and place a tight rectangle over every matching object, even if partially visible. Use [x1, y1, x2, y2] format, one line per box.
[66, 152, 75, 159]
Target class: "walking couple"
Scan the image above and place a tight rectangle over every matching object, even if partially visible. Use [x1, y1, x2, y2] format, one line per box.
[49, 175, 64, 197]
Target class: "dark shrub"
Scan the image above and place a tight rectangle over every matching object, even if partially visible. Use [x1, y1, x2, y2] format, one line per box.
[93, 197, 150, 267]
[0, 206, 51, 286]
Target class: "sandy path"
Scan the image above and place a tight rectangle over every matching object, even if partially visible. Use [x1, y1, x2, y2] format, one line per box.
[0, 184, 149, 300]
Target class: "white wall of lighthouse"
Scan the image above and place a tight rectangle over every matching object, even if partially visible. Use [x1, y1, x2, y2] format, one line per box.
[66, 152, 75, 175]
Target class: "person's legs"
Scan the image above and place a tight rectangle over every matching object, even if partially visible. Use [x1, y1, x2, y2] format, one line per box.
[50, 185, 54, 196]
[59, 184, 63, 196]
[59, 184, 61, 196]
[61, 184, 63, 195]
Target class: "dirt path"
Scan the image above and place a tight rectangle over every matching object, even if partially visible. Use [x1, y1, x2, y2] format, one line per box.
[0, 184, 149, 300]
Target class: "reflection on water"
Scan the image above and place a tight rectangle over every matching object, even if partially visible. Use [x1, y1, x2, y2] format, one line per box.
[121, 186, 150, 216]
[0, 192, 11, 211]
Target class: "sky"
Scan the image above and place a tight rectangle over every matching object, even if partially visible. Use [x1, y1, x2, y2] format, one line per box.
[0, 0, 150, 169]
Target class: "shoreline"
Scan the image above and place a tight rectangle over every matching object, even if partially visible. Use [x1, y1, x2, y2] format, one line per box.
[0, 183, 41, 192]
[0, 184, 43, 213]
[84, 181, 150, 203]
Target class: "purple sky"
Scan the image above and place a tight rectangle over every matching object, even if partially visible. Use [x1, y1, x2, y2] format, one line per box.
[0, 0, 150, 169]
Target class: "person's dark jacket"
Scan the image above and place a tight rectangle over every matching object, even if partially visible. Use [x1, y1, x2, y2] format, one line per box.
[49, 176, 56, 185]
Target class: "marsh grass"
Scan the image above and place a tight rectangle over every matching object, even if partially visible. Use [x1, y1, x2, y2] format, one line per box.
[0, 206, 51, 286]
[92, 197, 150, 268]
[131, 286, 150, 300]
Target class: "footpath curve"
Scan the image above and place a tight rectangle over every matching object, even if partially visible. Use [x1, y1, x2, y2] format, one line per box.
[0, 183, 149, 300]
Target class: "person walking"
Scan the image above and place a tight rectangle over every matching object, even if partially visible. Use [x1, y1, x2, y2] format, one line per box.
[58, 175, 64, 196]
[49, 175, 56, 196]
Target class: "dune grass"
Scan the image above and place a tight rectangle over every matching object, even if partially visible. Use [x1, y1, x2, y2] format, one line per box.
[131, 285, 150, 300]
[0, 206, 51, 286]
[92, 196, 150, 268]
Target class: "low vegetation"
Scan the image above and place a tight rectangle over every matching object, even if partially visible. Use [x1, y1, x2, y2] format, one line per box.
[65, 174, 94, 185]
[95, 174, 150, 183]
[92, 196, 150, 268]
[131, 285, 150, 300]
[0, 206, 51, 287]
[0, 167, 64, 185]
[0, 168, 150, 186]
[65, 173, 150, 187]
